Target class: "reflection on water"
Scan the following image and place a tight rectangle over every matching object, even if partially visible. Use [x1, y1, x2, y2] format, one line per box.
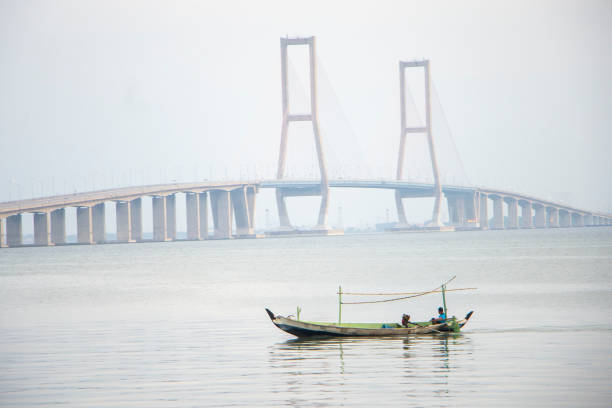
[268, 334, 473, 406]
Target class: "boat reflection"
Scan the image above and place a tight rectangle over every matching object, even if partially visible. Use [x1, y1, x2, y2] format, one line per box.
[268, 333, 473, 404]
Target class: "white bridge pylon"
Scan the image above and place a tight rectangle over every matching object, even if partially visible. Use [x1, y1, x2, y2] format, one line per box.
[276, 36, 330, 230]
[395, 60, 443, 227]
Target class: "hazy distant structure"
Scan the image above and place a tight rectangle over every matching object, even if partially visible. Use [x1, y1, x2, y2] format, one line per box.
[275, 36, 330, 231]
[0, 182, 258, 247]
[2, 38, 612, 248]
[395, 60, 443, 228]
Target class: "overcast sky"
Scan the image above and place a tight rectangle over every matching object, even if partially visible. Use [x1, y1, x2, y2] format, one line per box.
[1, 0, 611, 231]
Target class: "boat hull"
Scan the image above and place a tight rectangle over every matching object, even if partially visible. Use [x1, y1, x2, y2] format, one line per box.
[266, 309, 473, 338]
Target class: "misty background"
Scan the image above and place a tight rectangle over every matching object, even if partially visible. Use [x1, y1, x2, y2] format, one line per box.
[1, 0, 611, 236]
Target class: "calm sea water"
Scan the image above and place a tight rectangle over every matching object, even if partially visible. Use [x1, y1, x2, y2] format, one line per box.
[1, 227, 611, 407]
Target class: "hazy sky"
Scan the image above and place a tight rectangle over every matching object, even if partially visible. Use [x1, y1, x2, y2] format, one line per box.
[1, 0, 611, 231]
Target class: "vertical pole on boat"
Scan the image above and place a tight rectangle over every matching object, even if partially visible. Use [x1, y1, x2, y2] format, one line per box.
[441, 284, 448, 318]
[338, 285, 342, 326]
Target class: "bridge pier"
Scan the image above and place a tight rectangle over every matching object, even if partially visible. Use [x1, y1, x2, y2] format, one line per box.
[584, 214, 593, 226]
[571, 213, 584, 227]
[51, 209, 66, 244]
[34, 212, 51, 246]
[479, 193, 488, 229]
[152, 196, 170, 242]
[492, 197, 504, 229]
[77, 207, 93, 244]
[276, 192, 292, 229]
[534, 205, 546, 228]
[186, 192, 201, 240]
[130, 198, 142, 241]
[505, 198, 518, 229]
[464, 194, 477, 226]
[519, 201, 533, 228]
[92, 203, 106, 243]
[447, 196, 464, 226]
[211, 190, 232, 239]
[6, 214, 22, 247]
[0, 218, 4, 248]
[199, 192, 209, 239]
[547, 207, 559, 227]
[559, 210, 571, 228]
[447, 193, 477, 227]
[116, 201, 133, 242]
[186, 192, 209, 240]
[166, 194, 176, 241]
[231, 186, 256, 237]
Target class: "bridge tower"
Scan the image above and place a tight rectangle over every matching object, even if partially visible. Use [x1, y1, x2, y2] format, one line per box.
[395, 60, 443, 227]
[276, 36, 330, 230]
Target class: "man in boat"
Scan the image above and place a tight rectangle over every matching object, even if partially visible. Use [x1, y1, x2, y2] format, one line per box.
[431, 307, 446, 324]
[401, 314, 411, 327]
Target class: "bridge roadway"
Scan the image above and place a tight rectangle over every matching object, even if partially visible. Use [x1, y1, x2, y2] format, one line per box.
[264, 179, 612, 229]
[0, 181, 258, 247]
[0, 179, 610, 248]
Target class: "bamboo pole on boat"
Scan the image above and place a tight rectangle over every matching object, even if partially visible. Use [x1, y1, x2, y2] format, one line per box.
[339, 287, 475, 296]
[442, 284, 448, 318]
[338, 285, 342, 325]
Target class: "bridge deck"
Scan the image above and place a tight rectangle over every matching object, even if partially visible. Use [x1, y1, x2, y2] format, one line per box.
[0, 179, 609, 219]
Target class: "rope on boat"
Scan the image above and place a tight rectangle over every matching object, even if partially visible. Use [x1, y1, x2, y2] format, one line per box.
[339, 287, 477, 296]
[340, 276, 458, 305]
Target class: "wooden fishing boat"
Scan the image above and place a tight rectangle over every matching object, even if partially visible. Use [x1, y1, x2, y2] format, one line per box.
[266, 276, 475, 338]
[265, 309, 473, 337]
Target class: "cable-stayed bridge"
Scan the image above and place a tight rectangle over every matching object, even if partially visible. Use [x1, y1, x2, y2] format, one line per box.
[0, 36, 610, 248]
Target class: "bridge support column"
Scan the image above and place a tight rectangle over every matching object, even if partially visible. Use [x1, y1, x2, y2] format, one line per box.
[34, 212, 51, 246]
[247, 186, 256, 231]
[166, 194, 176, 241]
[479, 194, 488, 229]
[519, 201, 533, 228]
[559, 210, 570, 228]
[584, 214, 593, 226]
[534, 205, 546, 228]
[92, 203, 106, 243]
[116, 201, 133, 242]
[0, 218, 4, 248]
[77, 207, 93, 244]
[463, 194, 476, 226]
[571, 213, 584, 227]
[51, 209, 66, 244]
[152, 196, 169, 242]
[395, 191, 408, 226]
[505, 198, 518, 229]
[130, 198, 142, 241]
[547, 207, 559, 228]
[492, 197, 504, 229]
[211, 190, 232, 239]
[276, 192, 292, 229]
[231, 187, 255, 237]
[199, 192, 209, 239]
[447, 196, 464, 226]
[6, 214, 23, 247]
[186, 192, 200, 240]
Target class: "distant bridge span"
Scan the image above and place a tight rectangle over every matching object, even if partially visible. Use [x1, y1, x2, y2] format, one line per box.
[0, 181, 258, 247]
[264, 179, 612, 229]
[1, 178, 609, 248]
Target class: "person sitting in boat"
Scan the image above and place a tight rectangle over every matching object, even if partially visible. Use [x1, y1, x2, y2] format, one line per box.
[401, 314, 411, 327]
[431, 307, 446, 324]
